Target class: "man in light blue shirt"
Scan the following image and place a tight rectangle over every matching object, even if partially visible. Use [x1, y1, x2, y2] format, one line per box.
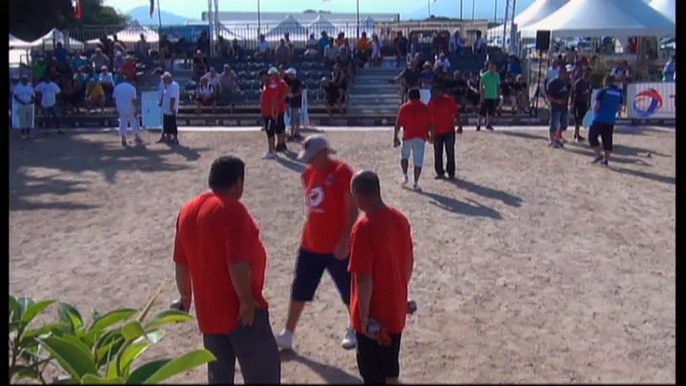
[588, 75, 623, 166]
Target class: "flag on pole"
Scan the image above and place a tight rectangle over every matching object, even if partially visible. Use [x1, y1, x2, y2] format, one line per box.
[149, 0, 155, 16]
[73, 0, 82, 19]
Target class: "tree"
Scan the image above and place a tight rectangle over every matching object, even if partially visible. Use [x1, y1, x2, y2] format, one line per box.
[9, 0, 129, 41]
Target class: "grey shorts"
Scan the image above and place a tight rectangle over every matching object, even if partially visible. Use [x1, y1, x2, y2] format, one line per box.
[290, 108, 301, 125]
[202, 309, 281, 384]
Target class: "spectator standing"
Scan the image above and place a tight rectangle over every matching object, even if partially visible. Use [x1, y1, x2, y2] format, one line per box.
[283, 33, 294, 50]
[348, 170, 414, 385]
[428, 86, 460, 180]
[231, 39, 245, 59]
[256, 35, 271, 60]
[588, 75, 623, 166]
[434, 53, 451, 73]
[100, 34, 113, 58]
[499, 75, 516, 115]
[433, 32, 448, 58]
[34, 78, 62, 134]
[71, 51, 86, 71]
[355, 32, 372, 68]
[98, 66, 115, 95]
[113, 77, 141, 146]
[473, 30, 487, 56]
[392, 59, 422, 104]
[466, 72, 481, 112]
[570, 67, 593, 142]
[371, 34, 381, 68]
[333, 65, 349, 112]
[514, 74, 529, 114]
[159, 72, 180, 144]
[449, 30, 462, 54]
[322, 77, 342, 117]
[546, 66, 572, 147]
[159, 35, 173, 71]
[135, 34, 149, 56]
[324, 39, 340, 69]
[13, 76, 36, 140]
[196, 31, 210, 55]
[215, 35, 230, 58]
[478, 62, 500, 131]
[173, 156, 281, 384]
[305, 33, 319, 55]
[192, 50, 208, 79]
[318, 32, 330, 55]
[54, 42, 68, 63]
[276, 135, 359, 352]
[85, 79, 105, 114]
[420, 62, 435, 89]
[91, 48, 110, 71]
[336, 47, 354, 80]
[219, 65, 238, 111]
[393, 88, 435, 191]
[284, 68, 303, 141]
[275, 39, 292, 67]
[394, 32, 409, 68]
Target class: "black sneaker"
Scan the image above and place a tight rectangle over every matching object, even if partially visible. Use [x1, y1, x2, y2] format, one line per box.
[170, 138, 179, 145]
[486, 125, 494, 131]
[447, 174, 455, 180]
[574, 134, 585, 143]
[157, 136, 166, 143]
[434, 174, 445, 180]
[601, 160, 609, 167]
[276, 143, 288, 152]
[591, 155, 604, 164]
[476, 125, 481, 131]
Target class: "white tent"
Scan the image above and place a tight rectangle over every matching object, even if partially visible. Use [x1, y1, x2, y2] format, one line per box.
[264, 15, 308, 42]
[31, 28, 85, 49]
[9, 34, 33, 49]
[489, 0, 569, 37]
[520, 0, 675, 38]
[110, 22, 160, 43]
[309, 14, 336, 32]
[359, 16, 376, 31]
[649, 0, 675, 23]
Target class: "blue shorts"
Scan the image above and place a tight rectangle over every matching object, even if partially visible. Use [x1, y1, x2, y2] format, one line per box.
[291, 248, 351, 305]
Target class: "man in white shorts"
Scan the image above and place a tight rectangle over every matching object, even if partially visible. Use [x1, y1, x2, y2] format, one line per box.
[13, 76, 36, 141]
[393, 89, 434, 192]
[113, 76, 141, 146]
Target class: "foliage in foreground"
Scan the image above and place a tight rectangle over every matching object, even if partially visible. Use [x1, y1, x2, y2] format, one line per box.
[9, 283, 215, 384]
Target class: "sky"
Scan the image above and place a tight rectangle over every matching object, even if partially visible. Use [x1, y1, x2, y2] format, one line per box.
[104, 0, 535, 21]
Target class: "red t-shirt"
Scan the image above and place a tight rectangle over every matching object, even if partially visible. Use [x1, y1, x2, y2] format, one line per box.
[397, 100, 433, 140]
[349, 207, 413, 334]
[173, 192, 269, 335]
[261, 81, 280, 117]
[301, 160, 354, 254]
[428, 95, 459, 135]
[276, 80, 288, 114]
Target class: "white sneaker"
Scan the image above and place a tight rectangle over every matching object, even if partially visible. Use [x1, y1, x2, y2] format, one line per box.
[401, 175, 409, 186]
[263, 152, 276, 159]
[275, 330, 294, 350]
[341, 327, 357, 350]
[413, 182, 423, 192]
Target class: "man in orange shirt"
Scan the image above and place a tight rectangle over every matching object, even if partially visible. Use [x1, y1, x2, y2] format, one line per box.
[428, 85, 461, 180]
[274, 68, 289, 152]
[261, 68, 279, 159]
[393, 88, 435, 192]
[276, 135, 360, 351]
[348, 170, 414, 384]
[173, 156, 281, 384]
[355, 32, 372, 67]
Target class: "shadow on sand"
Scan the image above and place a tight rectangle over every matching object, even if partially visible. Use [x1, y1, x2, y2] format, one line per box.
[280, 350, 362, 384]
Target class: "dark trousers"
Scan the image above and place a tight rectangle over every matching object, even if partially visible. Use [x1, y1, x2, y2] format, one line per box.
[162, 114, 178, 136]
[433, 131, 456, 177]
[202, 309, 281, 384]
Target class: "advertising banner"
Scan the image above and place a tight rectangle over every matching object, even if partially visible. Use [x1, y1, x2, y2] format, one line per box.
[141, 91, 162, 129]
[627, 82, 675, 119]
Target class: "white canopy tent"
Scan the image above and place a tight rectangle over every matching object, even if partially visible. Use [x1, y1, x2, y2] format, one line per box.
[9, 34, 33, 49]
[308, 14, 336, 33]
[520, 0, 676, 38]
[359, 16, 376, 32]
[31, 28, 85, 49]
[264, 15, 308, 42]
[86, 22, 160, 45]
[489, 0, 569, 37]
[649, 0, 675, 23]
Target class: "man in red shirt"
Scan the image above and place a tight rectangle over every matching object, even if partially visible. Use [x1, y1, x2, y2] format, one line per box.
[173, 156, 281, 384]
[348, 170, 414, 384]
[393, 88, 435, 192]
[428, 85, 461, 180]
[261, 67, 289, 158]
[274, 68, 289, 152]
[275, 135, 360, 351]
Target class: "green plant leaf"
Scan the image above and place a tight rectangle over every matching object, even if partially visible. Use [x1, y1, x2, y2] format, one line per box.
[53, 377, 78, 384]
[144, 310, 194, 330]
[59, 333, 95, 359]
[20, 321, 70, 348]
[36, 336, 98, 381]
[10, 320, 22, 333]
[20, 299, 56, 324]
[96, 337, 125, 368]
[81, 374, 126, 384]
[142, 329, 164, 344]
[10, 295, 20, 321]
[10, 365, 41, 381]
[136, 280, 168, 324]
[121, 321, 146, 342]
[126, 359, 171, 384]
[81, 329, 105, 348]
[107, 341, 150, 379]
[57, 302, 84, 332]
[17, 297, 35, 320]
[91, 308, 103, 322]
[141, 349, 216, 384]
[89, 309, 137, 332]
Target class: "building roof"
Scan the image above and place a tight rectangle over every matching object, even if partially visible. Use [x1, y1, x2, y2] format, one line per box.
[203, 11, 399, 27]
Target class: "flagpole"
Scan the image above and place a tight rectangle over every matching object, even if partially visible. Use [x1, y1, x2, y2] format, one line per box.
[157, 0, 162, 30]
[472, 0, 475, 20]
[428, 0, 431, 18]
[356, 0, 360, 40]
[257, 0, 262, 37]
[494, 0, 498, 23]
[460, 0, 464, 19]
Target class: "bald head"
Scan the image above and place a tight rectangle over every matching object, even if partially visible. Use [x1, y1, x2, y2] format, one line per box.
[351, 170, 381, 198]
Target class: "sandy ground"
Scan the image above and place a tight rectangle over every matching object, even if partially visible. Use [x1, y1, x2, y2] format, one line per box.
[9, 126, 675, 383]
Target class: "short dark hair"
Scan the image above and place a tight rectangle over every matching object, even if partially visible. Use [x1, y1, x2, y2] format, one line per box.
[352, 170, 381, 197]
[408, 88, 421, 100]
[208, 156, 245, 191]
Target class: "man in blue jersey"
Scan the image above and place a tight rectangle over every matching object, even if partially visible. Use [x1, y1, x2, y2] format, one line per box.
[588, 75, 623, 166]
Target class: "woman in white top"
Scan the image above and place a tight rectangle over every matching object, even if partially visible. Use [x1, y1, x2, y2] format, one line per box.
[371, 34, 381, 68]
[12, 76, 36, 140]
[195, 78, 217, 113]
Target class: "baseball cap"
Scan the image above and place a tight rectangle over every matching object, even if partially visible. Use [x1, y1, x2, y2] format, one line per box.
[268, 67, 279, 75]
[297, 135, 333, 163]
[285, 68, 297, 75]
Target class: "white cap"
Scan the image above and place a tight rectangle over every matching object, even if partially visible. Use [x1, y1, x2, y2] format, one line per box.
[268, 67, 279, 75]
[285, 68, 297, 75]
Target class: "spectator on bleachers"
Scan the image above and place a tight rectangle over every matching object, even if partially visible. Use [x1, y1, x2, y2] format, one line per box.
[231, 39, 245, 59]
[318, 32, 331, 55]
[136, 34, 150, 57]
[420, 62, 435, 89]
[305, 33, 319, 56]
[98, 66, 115, 95]
[394, 31, 409, 68]
[333, 64, 349, 109]
[392, 59, 421, 104]
[443, 70, 468, 108]
[216, 35, 231, 58]
[275, 39, 292, 67]
[473, 30, 487, 56]
[434, 53, 450, 73]
[175, 37, 189, 68]
[159, 35, 174, 70]
[284, 68, 303, 141]
[283, 33, 294, 50]
[466, 72, 481, 111]
[60, 77, 78, 114]
[202, 66, 221, 89]
[121, 55, 137, 83]
[113, 34, 126, 51]
[54, 42, 68, 63]
[91, 48, 110, 71]
[449, 30, 462, 54]
[86, 79, 105, 113]
[195, 77, 217, 113]
[499, 74, 516, 115]
[35, 77, 62, 132]
[508, 55, 522, 77]
[335, 32, 346, 47]
[256, 34, 271, 60]
[219, 64, 238, 111]
[545, 60, 561, 89]
[71, 51, 86, 70]
[514, 74, 529, 114]
[100, 34, 113, 58]
[324, 39, 340, 69]
[336, 47, 354, 80]
[371, 34, 381, 68]
[196, 31, 210, 55]
[355, 32, 372, 68]
[322, 77, 342, 116]
[193, 50, 208, 79]
[113, 51, 125, 74]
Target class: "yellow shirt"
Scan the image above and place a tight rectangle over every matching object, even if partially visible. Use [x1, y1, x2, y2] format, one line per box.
[87, 82, 104, 99]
